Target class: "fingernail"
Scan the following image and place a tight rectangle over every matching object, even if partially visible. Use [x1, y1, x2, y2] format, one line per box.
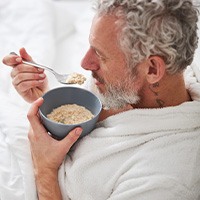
[75, 127, 82, 136]
[38, 68, 44, 72]
[39, 73, 45, 78]
[16, 58, 21, 62]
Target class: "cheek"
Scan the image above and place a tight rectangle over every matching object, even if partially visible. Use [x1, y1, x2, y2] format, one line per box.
[102, 70, 126, 88]
[97, 55, 128, 85]
[105, 60, 127, 79]
[123, 68, 146, 92]
[132, 75, 147, 95]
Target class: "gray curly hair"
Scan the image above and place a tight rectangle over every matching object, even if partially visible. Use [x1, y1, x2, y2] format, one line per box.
[94, 0, 199, 74]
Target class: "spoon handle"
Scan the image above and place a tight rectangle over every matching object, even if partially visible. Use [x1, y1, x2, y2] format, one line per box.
[21, 60, 54, 74]
[10, 52, 55, 74]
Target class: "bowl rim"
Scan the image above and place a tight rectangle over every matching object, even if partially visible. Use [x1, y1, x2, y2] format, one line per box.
[39, 86, 102, 126]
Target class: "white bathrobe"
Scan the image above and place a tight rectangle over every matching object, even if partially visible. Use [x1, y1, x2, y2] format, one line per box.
[59, 65, 200, 200]
[1, 66, 199, 200]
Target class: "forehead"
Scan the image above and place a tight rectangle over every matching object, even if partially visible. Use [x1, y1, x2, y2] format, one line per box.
[89, 14, 120, 51]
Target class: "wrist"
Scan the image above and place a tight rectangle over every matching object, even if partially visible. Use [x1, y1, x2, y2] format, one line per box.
[34, 167, 58, 178]
[35, 169, 62, 200]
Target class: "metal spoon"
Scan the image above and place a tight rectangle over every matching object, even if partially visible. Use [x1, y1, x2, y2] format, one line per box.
[10, 52, 74, 84]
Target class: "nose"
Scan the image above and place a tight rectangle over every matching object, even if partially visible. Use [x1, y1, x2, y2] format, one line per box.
[81, 48, 100, 71]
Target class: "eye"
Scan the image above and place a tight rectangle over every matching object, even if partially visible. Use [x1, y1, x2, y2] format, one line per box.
[95, 50, 101, 57]
[95, 50, 106, 61]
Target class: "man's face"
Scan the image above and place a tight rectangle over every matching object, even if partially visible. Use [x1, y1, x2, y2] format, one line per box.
[81, 14, 145, 109]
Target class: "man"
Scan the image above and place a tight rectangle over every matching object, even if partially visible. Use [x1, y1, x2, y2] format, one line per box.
[2, 0, 200, 199]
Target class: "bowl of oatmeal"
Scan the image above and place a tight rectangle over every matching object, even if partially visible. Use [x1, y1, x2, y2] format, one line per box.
[39, 86, 102, 140]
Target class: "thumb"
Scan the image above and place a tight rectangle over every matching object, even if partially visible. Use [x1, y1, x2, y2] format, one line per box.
[19, 47, 33, 61]
[60, 127, 83, 152]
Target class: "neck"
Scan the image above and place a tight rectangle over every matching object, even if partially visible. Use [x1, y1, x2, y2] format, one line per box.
[98, 104, 133, 121]
[135, 73, 191, 108]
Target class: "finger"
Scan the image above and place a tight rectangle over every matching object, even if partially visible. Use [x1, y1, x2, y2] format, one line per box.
[10, 64, 44, 78]
[12, 72, 46, 85]
[13, 79, 45, 94]
[27, 97, 46, 133]
[19, 47, 33, 61]
[28, 126, 35, 142]
[60, 127, 82, 152]
[2, 54, 22, 66]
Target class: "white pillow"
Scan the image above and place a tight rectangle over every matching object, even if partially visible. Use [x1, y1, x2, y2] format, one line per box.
[53, 0, 91, 42]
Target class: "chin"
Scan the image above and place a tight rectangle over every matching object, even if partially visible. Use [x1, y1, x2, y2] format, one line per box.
[91, 80, 105, 95]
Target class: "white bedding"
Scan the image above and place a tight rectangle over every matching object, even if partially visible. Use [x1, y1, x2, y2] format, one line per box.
[0, 0, 199, 199]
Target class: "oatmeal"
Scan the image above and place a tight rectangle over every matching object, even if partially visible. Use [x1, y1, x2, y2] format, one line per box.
[47, 104, 94, 124]
[66, 73, 86, 85]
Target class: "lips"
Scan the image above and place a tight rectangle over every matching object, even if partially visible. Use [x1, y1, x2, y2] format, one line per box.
[92, 73, 104, 85]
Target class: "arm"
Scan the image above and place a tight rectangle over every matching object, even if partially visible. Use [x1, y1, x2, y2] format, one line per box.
[35, 170, 62, 200]
[2, 47, 49, 103]
[27, 98, 82, 199]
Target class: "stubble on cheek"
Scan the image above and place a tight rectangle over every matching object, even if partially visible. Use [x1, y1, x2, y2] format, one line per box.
[93, 72, 141, 109]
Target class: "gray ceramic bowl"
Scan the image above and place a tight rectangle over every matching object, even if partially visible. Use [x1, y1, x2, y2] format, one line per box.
[39, 86, 102, 140]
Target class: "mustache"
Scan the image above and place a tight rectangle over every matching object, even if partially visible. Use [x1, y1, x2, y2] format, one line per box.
[92, 72, 104, 83]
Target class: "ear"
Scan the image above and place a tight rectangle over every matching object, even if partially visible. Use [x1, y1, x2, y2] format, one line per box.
[146, 56, 166, 84]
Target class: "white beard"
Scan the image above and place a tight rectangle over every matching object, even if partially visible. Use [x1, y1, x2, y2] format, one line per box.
[91, 79, 140, 110]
